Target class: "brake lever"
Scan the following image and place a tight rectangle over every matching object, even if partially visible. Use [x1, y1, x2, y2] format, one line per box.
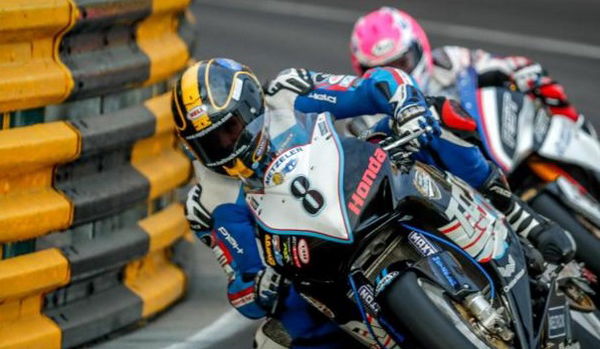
[380, 126, 432, 152]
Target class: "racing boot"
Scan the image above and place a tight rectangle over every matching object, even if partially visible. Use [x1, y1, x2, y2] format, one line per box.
[480, 165, 576, 264]
[254, 318, 291, 349]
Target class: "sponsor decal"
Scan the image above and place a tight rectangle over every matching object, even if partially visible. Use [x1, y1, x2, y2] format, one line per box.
[432, 255, 459, 288]
[291, 237, 302, 268]
[300, 294, 335, 319]
[413, 167, 441, 200]
[347, 147, 387, 216]
[252, 132, 269, 162]
[217, 227, 244, 254]
[500, 92, 518, 149]
[318, 119, 330, 137]
[358, 285, 381, 315]
[187, 105, 212, 131]
[282, 239, 292, 263]
[375, 271, 400, 295]
[372, 38, 395, 57]
[297, 238, 310, 265]
[272, 235, 284, 266]
[547, 306, 567, 339]
[308, 92, 337, 103]
[502, 268, 525, 293]
[263, 234, 276, 266]
[229, 286, 255, 308]
[533, 109, 550, 144]
[408, 231, 439, 257]
[265, 147, 303, 185]
[440, 174, 508, 262]
[497, 255, 516, 278]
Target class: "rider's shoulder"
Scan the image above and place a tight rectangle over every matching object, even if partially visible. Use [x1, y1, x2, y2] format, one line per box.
[191, 160, 242, 211]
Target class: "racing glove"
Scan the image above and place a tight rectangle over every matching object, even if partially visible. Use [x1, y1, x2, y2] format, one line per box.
[480, 166, 576, 264]
[511, 63, 579, 121]
[392, 85, 441, 150]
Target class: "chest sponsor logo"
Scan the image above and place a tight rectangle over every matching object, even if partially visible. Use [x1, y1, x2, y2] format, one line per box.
[347, 147, 387, 216]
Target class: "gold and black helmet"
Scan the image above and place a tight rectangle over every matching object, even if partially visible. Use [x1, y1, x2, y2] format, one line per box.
[172, 58, 266, 177]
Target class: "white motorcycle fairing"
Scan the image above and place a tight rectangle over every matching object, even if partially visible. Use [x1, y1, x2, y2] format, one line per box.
[246, 113, 354, 244]
[477, 87, 600, 174]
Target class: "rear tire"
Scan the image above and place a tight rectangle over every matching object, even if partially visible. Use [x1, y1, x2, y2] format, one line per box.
[380, 271, 503, 349]
[529, 193, 600, 291]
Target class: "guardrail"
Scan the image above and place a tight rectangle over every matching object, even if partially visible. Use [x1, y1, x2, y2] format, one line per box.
[0, 1, 196, 348]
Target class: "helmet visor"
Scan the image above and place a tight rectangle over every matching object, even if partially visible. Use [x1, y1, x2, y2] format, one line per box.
[188, 111, 265, 167]
[388, 41, 423, 73]
[360, 41, 423, 74]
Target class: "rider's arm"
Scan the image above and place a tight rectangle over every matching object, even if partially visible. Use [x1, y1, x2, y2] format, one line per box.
[185, 179, 279, 319]
[293, 67, 427, 120]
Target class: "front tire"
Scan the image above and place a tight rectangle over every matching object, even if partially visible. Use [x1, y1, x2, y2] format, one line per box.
[380, 271, 505, 349]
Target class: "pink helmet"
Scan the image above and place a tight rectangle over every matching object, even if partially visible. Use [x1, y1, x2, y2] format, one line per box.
[350, 7, 433, 88]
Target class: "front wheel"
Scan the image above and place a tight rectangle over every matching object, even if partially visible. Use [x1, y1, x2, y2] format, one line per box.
[380, 271, 511, 349]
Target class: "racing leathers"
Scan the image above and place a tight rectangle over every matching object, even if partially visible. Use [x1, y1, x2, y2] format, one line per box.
[184, 66, 569, 348]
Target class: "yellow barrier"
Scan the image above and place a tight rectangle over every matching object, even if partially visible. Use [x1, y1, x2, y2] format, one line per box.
[0, 122, 79, 242]
[138, 0, 191, 86]
[0, 249, 69, 349]
[0, 0, 77, 113]
[126, 203, 189, 317]
[132, 93, 191, 200]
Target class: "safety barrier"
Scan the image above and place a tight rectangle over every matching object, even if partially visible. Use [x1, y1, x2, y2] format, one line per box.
[0, 1, 196, 348]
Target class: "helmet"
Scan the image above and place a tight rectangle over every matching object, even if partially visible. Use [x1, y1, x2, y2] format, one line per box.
[350, 7, 433, 88]
[172, 58, 267, 178]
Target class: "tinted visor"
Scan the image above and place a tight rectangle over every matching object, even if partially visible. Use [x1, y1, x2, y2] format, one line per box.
[361, 41, 423, 74]
[188, 112, 265, 167]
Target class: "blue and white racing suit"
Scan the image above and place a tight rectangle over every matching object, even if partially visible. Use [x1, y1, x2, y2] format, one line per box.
[184, 67, 493, 348]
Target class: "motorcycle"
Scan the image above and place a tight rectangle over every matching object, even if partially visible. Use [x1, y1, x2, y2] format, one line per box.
[456, 68, 600, 299]
[246, 110, 600, 348]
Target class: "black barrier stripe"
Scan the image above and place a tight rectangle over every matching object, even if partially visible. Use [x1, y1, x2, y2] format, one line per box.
[60, 0, 153, 100]
[45, 271, 143, 349]
[56, 160, 150, 226]
[61, 225, 149, 282]
[57, 100, 157, 225]
[70, 102, 156, 156]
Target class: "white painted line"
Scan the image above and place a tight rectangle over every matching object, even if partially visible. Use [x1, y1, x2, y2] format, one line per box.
[163, 309, 257, 349]
[197, 0, 600, 61]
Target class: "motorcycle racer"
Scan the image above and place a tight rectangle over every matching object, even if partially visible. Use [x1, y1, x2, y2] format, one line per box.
[173, 58, 573, 348]
[349, 7, 580, 122]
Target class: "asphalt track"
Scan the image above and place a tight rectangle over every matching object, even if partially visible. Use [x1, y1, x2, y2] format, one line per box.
[98, 1, 600, 348]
